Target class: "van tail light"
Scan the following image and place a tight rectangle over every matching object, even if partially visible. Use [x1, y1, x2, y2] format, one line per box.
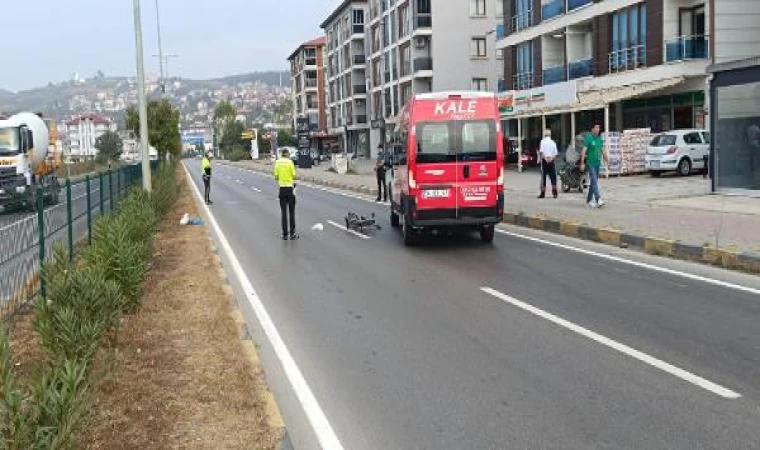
[667, 146, 678, 154]
[408, 169, 417, 189]
[497, 167, 504, 186]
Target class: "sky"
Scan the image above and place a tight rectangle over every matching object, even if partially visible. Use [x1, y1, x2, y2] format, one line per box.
[0, 0, 338, 92]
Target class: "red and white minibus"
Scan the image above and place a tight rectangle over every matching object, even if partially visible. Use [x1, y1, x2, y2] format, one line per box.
[388, 92, 504, 245]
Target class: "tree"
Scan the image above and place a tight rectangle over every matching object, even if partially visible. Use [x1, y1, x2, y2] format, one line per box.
[94, 130, 123, 162]
[213, 100, 237, 147]
[219, 120, 245, 153]
[277, 129, 298, 147]
[125, 98, 182, 160]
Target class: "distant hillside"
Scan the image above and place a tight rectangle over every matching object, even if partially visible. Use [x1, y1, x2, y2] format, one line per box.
[0, 71, 289, 116]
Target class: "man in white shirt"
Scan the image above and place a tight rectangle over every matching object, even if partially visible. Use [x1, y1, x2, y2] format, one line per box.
[538, 129, 559, 198]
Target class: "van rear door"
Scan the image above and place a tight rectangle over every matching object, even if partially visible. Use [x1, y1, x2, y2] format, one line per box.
[455, 120, 499, 217]
[414, 122, 458, 215]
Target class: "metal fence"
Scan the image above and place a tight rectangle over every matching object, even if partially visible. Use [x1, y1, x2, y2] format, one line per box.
[0, 163, 153, 321]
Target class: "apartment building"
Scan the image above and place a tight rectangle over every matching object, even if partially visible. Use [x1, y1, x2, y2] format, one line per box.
[321, 0, 371, 158]
[364, 0, 503, 155]
[65, 113, 117, 162]
[287, 37, 328, 136]
[496, 0, 730, 160]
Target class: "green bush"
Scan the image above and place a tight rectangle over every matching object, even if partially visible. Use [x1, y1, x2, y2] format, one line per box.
[149, 162, 179, 217]
[83, 216, 149, 312]
[1, 328, 99, 450]
[35, 247, 124, 363]
[117, 187, 158, 261]
[225, 146, 250, 162]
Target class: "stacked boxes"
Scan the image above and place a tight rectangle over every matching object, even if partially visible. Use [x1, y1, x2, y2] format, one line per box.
[620, 128, 651, 175]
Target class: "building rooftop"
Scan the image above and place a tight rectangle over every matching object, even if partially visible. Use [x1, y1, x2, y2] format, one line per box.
[287, 36, 327, 61]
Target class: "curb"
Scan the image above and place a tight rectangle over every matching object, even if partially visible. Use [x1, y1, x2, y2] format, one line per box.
[502, 212, 760, 274]
[226, 162, 760, 274]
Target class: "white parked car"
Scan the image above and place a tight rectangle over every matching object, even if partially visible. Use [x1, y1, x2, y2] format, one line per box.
[645, 129, 710, 177]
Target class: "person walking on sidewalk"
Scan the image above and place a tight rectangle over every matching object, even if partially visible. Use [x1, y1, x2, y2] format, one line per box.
[375, 143, 388, 202]
[538, 129, 559, 199]
[274, 148, 298, 240]
[580, 124, 608, 208]
[202, 151, 213, 205]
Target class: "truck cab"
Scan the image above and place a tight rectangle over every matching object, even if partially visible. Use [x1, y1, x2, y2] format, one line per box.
[388, 92, 504, 245]
[0, 113, 60, 212]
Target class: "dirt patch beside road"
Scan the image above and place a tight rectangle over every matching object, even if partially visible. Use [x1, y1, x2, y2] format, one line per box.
[83, 169, 283, 449]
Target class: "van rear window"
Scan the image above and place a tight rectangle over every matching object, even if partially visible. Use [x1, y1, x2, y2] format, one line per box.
[415, 120, 496, 164]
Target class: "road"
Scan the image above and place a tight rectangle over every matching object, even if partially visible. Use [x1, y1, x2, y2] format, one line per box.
[185, 160, 760, 450]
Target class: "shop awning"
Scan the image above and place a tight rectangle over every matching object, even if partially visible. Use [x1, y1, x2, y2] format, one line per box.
[507, 76, 685, 119]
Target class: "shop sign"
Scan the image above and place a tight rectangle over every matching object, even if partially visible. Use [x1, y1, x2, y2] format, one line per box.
[500, 82, 578, 117]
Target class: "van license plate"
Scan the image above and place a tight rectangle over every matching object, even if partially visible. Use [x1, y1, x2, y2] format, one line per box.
[422, 189, 449, 199]
[650, 161, 660, 168]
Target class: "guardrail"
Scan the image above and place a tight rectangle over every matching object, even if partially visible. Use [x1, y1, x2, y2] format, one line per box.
[0, 162, 155, 321]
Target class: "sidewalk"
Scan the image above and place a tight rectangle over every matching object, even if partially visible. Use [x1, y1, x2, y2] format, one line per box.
[229, 159, 760, 272]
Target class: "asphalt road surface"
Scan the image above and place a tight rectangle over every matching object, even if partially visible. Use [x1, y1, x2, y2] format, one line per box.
[185, 160, 760, 450]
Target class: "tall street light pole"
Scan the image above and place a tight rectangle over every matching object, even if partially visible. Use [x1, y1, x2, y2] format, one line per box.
[133, 0, 152, 191]
[155, 0, 165, 95]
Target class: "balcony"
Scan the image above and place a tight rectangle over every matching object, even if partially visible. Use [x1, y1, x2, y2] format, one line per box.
[541, 0, 565, 21]
[666, 35, 710, 63]
[384, 71, 392, 83]
[511, 10, 533, 33]
[513, 72, 534, 90]
[608, 45, 647, 73]
[354, 85, 367, 95]
[353, 24, 365, 35]
[305, 79, 318, 88]
[356, 115, 368, 125]
[568, 58, 593, 79]
[413, 57, 433, 72]
[568, 0, 592, 11]
[416, 14, 432, 29]
[496, 24, 505, 40]
[353, 55, 367, 66]
[543, 65, 567, 85]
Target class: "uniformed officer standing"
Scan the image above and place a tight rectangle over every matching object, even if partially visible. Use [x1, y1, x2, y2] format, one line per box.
[274, 148, 298, 240]
[202, 151, 213, 205]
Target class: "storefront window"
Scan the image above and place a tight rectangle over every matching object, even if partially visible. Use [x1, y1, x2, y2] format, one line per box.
[715, 81, 760, 191]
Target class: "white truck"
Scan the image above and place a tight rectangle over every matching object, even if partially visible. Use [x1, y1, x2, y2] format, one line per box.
[0, 112, 61, 212]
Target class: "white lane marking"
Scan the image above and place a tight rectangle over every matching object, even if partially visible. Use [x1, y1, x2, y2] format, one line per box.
[235, 179, 243, 184]
[496, 229, 760, 297]
[327, 220, 371, 240]
[481, 287, 741, 399]
[182, 163, 345, 450]
[250, 186, 262, 193]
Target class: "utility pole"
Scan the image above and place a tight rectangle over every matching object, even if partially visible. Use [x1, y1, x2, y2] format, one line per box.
[155, 0, 165, 95]
[133, 0, 152, 191]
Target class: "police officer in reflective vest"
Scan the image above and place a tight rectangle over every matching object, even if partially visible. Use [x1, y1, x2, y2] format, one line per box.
[202, 151, 213, 205]
[274, 148, 298, 240]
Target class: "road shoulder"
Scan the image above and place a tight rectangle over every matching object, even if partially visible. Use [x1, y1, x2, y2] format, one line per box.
[83, 167, 284, 449]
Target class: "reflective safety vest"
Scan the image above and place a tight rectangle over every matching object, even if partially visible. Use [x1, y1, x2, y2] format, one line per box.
[274, 157, 296, 187]
[202, 157, 211, 178]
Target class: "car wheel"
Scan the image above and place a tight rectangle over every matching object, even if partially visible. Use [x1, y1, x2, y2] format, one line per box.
[480, 225, 495, 244]
[677, 158, 692, 177]
[650, 171, 662, 177]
